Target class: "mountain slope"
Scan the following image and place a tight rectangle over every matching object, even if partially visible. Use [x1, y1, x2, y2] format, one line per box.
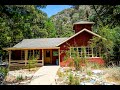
[50, 5, 95, 37]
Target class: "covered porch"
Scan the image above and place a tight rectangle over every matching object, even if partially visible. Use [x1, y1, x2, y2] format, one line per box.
[4, 47, 60, 67]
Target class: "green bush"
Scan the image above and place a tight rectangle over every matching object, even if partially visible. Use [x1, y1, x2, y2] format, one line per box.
[57, 70, 64, 77]
[86, 69, 92, 76]
[0, 67, 9, 77]
[68, 72, 80, 85]
[27, 56, 38, 71]
[74, 77, 80, 85]
[68, 72, 74, 85]
[16, 75, 24, 81]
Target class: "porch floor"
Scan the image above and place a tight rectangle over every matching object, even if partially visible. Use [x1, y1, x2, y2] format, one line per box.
[29, 66, 60, 85]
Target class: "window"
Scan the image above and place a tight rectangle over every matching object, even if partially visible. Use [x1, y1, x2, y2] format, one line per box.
[53, 51, 58, 56]
[70, 47, 100, 58]
[28, 50, 33, 59]
[28, 50, 40, 60]
[71, 47, 78, 57]
[34, 50, 40, 59]
[93, 48, 100, 57]
[86, 47, 92, 57]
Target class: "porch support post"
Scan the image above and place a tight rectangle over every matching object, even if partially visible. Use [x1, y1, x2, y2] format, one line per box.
[25, 50, 28, 66]
[42, 49, 44, 66]
[92, 47, 94, 57]
[8, 50, 11, 67]
[59, 48, 60, 66]
[70, 47, 71, 58]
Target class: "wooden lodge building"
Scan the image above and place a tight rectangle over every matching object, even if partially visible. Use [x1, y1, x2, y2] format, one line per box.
[4, 21, 104, 67]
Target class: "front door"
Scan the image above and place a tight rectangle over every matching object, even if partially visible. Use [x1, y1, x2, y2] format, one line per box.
[44, 49, 52, 64]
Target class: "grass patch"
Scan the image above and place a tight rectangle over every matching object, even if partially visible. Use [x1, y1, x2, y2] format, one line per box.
[104, 67, 120, 84]
[16, 75, 24, 81]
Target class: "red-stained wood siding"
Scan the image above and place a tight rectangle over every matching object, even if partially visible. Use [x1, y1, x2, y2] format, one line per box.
[60, 57, 105, 67]
[73, 24, 93, 33]
[59, 31, 93, 62]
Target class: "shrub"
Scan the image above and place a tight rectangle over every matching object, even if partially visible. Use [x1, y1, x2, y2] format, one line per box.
[27, 55, 38, 71]
[57, 70, 64, 77]
[16, 75, 24, 81]
[0, 67, 9, 77]
[74, 77, 80, 85]
[86, 69, 92, 76]
[68, 72, 80, 85]
[68, 72, 74, 85]
[87, 62, 101, 69]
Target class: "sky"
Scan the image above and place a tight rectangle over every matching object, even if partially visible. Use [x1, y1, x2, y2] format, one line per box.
[40, 5, 72, 17]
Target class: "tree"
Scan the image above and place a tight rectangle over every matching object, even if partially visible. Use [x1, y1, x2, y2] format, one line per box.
[45, 18, 56, 38]
[89, 26, 116, 64]
[0, 5, 48, 59]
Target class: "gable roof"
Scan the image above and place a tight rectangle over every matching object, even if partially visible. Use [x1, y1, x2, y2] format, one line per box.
[13, 38, 68, 48]
[56, 28, 102, 46]
[4, 28, 103, 50]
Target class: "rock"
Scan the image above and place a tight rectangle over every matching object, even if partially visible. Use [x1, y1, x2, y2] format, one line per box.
[80, 82, 86, 85]
[110, 82, 117, 85]
[80, 82, 93, 85]
[92, 70, 104, 75]
[84, 82, 93, 85]
[102, 82, 113, 85]
[89, 79, 96, 84]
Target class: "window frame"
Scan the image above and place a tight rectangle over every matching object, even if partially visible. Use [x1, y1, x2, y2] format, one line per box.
[70, 46, 100, 58]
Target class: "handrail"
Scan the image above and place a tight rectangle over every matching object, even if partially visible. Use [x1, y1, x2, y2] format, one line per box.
[10, 60, 43, 63]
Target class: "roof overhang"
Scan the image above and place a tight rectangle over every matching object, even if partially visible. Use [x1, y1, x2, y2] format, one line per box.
[3, 47, 60, 51]
[73, 21, 95, 25]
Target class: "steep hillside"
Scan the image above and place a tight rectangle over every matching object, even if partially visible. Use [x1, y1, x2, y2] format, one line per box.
[50, 5, 95, 37]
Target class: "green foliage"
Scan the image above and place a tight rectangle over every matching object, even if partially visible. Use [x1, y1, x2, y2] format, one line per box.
[27, 56, 38, 71]
[86, 69, 92, 76]
[89, 26, 119, 64]
[0, 67, 9, 77]
[45, 19, 56, 38]
[74, 77, 80, 85]
[0, 5, 48, 58]
[68, 72, 80, 85]
[16, 75, 24, 81]
[90, 5, 120, 28]
[64, 46, 87, 71]
[68, 72, 74, 85]
[57, 70, 64, 77]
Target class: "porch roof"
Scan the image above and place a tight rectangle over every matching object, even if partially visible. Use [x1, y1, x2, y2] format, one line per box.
[3, 47, 60, 50]
[4, 38, 68, 50]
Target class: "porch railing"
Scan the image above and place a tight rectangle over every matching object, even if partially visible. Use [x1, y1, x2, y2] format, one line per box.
[10, 60, 43, 66]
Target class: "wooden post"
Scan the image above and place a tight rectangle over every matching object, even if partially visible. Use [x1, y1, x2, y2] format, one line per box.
[42, 49, 44, 66]
[70, 47, 71, 58]
[33, 50, 34, 57]
[25, 50, 28, 66]
[59, 48, 60, 66]
[92, 48, 94, 57]
[8, 50, 11, 67]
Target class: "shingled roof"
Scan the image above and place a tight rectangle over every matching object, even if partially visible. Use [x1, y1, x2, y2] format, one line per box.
[13, 38, 68, 48]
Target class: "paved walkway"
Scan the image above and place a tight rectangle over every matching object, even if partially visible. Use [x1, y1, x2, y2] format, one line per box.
[29, 66, 59, 85]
